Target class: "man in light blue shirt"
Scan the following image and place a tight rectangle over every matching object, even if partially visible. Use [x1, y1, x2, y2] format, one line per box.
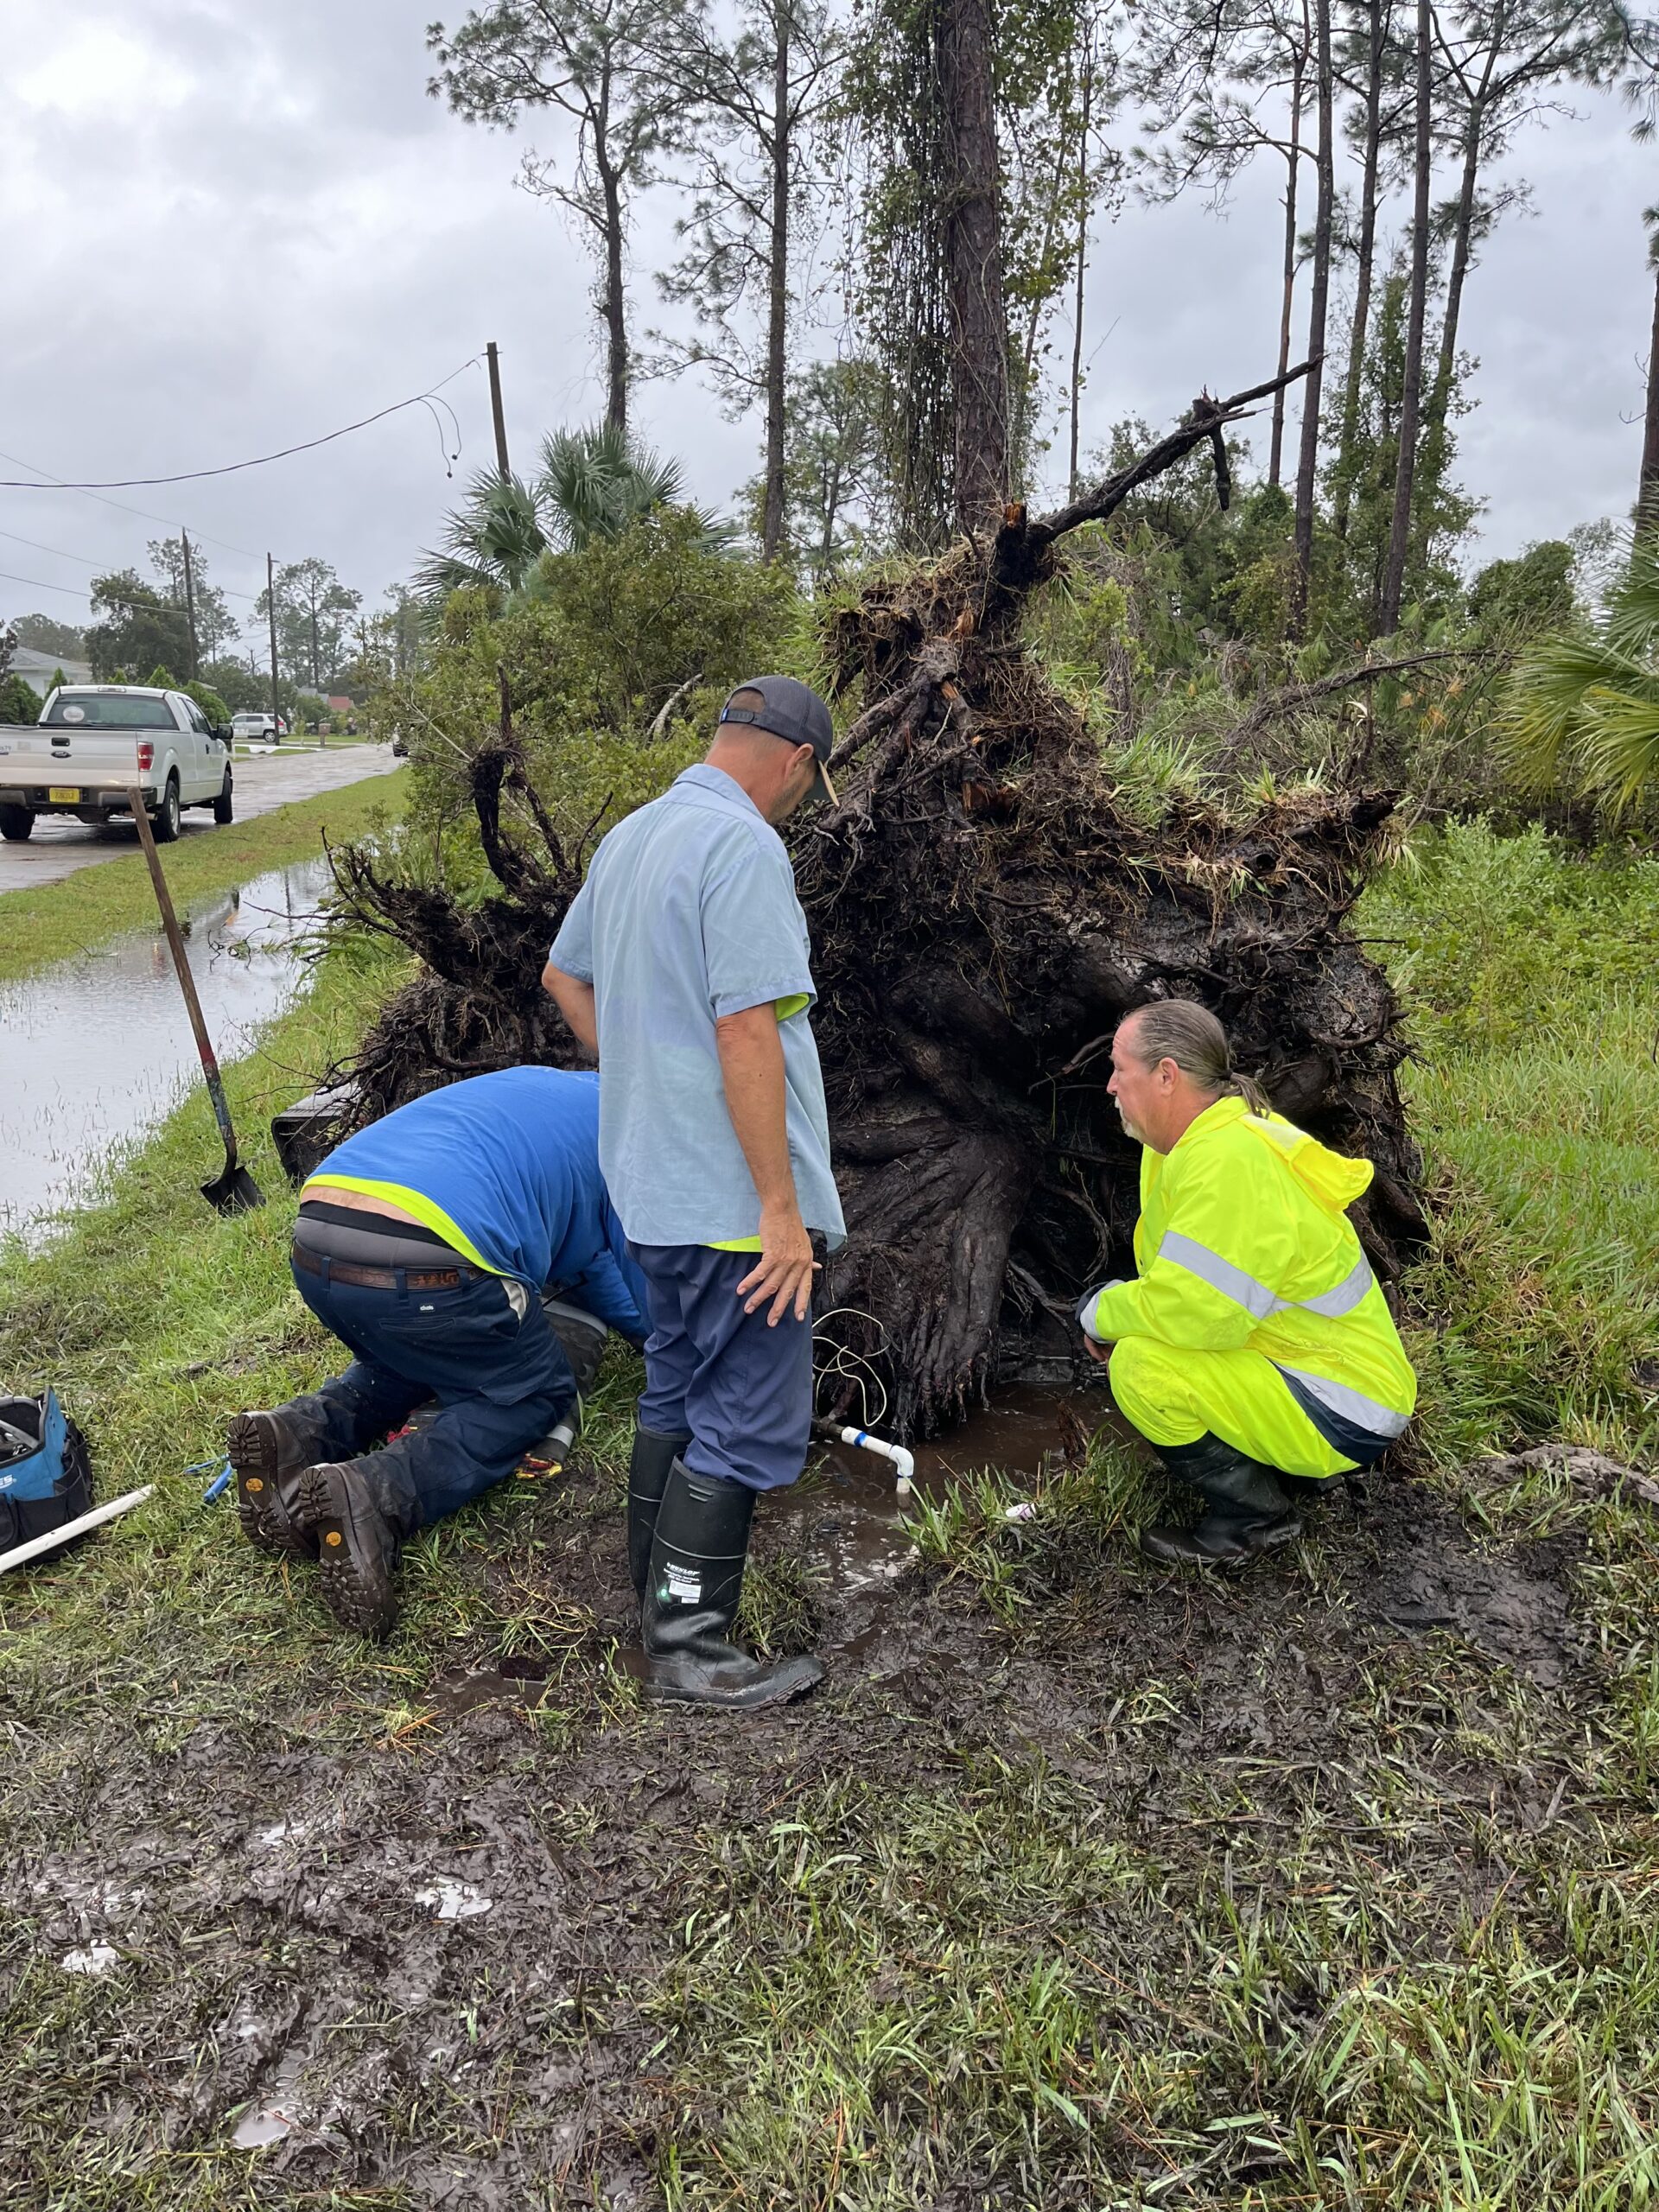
[544, 676, 844, 1711]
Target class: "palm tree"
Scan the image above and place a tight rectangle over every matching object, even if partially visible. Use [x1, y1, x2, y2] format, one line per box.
[1503, 537, 1659, 816]
[413, 473, 550, 604]
[415, 424, 728, 611]
[537, 422, 690, 550]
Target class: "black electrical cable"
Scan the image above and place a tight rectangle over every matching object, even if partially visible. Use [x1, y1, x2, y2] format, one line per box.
[0, 568, 223, 616]
[0, 525, 263, 599]
[0, 453, 267, 562]
[0, 358, 479, 492]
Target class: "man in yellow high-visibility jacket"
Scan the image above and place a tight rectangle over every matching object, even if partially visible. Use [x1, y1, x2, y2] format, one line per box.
[1077, 1000, 1416, 1566]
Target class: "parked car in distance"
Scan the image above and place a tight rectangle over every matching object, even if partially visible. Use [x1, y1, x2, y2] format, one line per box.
[231, 710, 285, 746]
[0, 685, 234, 843]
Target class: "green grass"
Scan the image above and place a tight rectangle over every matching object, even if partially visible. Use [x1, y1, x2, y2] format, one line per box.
[1363, 821, 1659, 1468]
[0, 767, 401, 985]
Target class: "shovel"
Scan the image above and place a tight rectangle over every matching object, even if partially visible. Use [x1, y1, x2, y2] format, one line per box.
[129, 790, 264, 1216]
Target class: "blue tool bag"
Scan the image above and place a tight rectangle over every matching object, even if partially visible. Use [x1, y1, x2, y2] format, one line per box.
[0, 1390, 94, 1554]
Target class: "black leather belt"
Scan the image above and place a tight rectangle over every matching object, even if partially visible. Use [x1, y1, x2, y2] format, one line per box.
[291, 1242, 470, 1292]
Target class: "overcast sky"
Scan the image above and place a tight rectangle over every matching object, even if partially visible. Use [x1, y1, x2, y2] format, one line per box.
[3, 0, 1653, 651]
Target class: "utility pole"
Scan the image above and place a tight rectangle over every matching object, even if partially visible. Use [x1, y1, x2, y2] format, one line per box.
[486, 341, 511, 482]
[265, 553, 282, 737]
[181, 530, 200, 681]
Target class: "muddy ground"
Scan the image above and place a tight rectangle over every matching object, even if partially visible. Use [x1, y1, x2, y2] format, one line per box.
[0, 1398, 1599, 2209]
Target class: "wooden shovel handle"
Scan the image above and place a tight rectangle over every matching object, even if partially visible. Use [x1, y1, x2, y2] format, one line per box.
[128, 791, 240, 1167]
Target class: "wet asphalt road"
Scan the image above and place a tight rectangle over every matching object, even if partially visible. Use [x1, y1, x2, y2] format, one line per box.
[0, 744, 402, 893]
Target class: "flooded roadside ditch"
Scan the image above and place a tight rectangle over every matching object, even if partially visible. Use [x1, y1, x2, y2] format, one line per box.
[0, 855, 333, 1240]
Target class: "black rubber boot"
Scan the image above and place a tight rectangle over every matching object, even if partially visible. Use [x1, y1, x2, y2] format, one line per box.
[296, 1457, 420, 1642]
[642, 1461, 822, 1709]
[628, 1421, 692, 1599]
[1139, 1433, 1302, 1567]
[542, 1299, 608, 1398]
[227, 1402, 341, 1558]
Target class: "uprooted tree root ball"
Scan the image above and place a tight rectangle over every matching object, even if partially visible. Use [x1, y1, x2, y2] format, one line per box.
[326, 374, 1427, 1437]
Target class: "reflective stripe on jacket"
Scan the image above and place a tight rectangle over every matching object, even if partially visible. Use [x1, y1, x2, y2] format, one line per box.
[1079, 1096, 1416, 1441]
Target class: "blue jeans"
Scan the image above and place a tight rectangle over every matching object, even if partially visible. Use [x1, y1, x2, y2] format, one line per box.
[628, 1242, 813, 1492]
[290, 1256, 576, 1527]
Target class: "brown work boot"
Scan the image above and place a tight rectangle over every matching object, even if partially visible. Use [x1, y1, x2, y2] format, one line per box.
[296, 1460, 410, 1642]
[227, 1409, 320, 1559]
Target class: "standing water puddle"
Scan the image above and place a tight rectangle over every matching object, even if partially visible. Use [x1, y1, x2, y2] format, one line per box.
[0, 855, 332, 1240]
[788, 1387, 1109, 1614]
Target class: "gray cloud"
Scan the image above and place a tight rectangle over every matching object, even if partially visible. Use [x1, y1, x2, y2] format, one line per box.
[2, 0, 1651, 652]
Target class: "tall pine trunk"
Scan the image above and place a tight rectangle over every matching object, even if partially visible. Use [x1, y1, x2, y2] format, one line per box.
[939, 0, 1011, 534]
[1269, 36, 1307, 490]
[1642, 237, 1659, 534]
[762, 3, 791, 560]
[1068, 48, 1093, 504]
[1333, 0, 1387, 543]
[1288, 0, 1333, 637]
[1420, 48, 1498, 531]
[599, 153, 628, 434]
[1380, 0, 1432, 636]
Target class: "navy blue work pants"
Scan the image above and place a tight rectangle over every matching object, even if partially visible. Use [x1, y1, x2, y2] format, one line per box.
[628, 1241, 812, 1493]
[290, 1257, 576, 1528]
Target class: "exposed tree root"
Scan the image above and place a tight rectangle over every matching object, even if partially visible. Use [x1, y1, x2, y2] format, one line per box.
[327, 371, 1427, 1435]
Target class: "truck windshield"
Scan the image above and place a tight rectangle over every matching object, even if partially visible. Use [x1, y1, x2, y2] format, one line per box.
[44, 693, 176, 728]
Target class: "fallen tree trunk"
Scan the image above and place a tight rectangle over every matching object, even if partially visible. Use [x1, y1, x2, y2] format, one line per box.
[327, 367, 1427, 1436]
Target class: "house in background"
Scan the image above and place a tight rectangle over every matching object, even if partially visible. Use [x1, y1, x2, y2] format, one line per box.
[10, 645, 93, 696]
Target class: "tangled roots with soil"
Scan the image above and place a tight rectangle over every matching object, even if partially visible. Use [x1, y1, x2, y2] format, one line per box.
[327, 474, 1425, 1437]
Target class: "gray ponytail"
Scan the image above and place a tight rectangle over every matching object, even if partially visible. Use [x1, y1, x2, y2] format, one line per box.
[1122, 1000, 1274, 1116]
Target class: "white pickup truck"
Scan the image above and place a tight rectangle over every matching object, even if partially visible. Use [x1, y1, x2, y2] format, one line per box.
[0, 684, 235, 844]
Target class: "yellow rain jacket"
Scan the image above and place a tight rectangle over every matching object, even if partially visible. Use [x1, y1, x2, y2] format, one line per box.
[1080, 1096, 1415, 1458]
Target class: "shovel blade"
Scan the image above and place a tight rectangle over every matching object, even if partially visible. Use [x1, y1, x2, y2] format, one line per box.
[202, 1164, 265, 1216]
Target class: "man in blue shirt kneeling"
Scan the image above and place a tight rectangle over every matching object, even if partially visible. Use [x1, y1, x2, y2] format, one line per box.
[227, 1067, 647, 1642]
[544, 675, 845, 1712]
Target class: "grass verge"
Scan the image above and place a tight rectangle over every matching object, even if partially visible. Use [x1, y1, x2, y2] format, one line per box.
[0, 767, 401, 985]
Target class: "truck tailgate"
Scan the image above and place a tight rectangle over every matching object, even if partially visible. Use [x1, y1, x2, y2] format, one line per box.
[0, 731, 144, 795]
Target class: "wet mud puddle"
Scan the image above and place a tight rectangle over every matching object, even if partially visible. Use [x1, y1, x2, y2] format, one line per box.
[779, 1387, 1107, 1656]
[437, 1389, 1110, 1713]
[0, 855, 331, 1239]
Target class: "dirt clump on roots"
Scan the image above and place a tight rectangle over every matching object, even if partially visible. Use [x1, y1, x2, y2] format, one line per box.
[327, 384, 1427, 1437]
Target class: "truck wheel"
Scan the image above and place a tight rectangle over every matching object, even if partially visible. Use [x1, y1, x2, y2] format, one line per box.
[213, 771, 234, 825]
[0, 804, 35, 842]
[151, 775, 181, 843]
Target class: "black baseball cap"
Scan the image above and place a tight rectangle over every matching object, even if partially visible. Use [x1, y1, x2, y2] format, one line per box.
[718, 675, 837, 805]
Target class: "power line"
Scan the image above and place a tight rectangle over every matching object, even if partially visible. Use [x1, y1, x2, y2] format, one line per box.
[0, 524, 262, 600]
[0, 569, 101, 603]
[0, 448, 266, 562]
[0, 568, 234, 623]
[0, 359, 478, 493]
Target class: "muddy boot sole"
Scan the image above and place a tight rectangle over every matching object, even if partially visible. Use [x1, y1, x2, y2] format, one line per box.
[645, 1654, 824, 1710]
[297, 1465, 401, 1643]
[227, 1412, 315, 1559]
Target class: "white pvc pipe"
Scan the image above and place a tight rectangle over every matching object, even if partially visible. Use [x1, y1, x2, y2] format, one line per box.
[830, 1426, 916, 1498]
[0, 1485, 154, 1576]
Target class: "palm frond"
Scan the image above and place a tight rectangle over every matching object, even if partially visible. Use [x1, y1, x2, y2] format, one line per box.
[1604, 532, 1659, 660]
[1499, 635, 1643, 791]
[1502, 536, 1659, 809]
[537, 423, 690, 550]
[1575, 677, 1659, 815]
[416, 472, 550, 609]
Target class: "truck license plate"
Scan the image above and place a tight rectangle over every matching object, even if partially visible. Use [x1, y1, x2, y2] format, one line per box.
[48, 785, 81, 804]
